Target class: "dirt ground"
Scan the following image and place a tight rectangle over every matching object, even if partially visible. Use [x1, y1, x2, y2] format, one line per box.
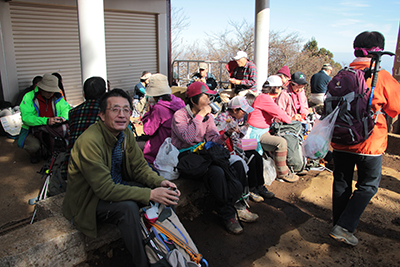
[1, 135, 400, 266]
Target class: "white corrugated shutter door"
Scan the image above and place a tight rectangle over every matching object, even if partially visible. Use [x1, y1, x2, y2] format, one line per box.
[9, 2, 83, 106]
[105, 10, 158, 94]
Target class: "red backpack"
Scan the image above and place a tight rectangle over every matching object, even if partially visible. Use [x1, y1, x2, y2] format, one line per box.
[324, 67, 377, 145]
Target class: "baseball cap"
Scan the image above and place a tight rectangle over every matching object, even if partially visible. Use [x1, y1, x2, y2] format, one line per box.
[233, 51, 247, 61]
[199, 62, 208, 70]
[186, 82, 216, 98]
[291, 72, 308, 85]
[322, 63, 332, 70]
[228, 96, 254, 113]
[262, 75, 283, 87]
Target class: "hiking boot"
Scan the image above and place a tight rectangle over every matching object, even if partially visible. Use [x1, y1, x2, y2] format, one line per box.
[330, 225, 359, 246]
[249, 191, 264, 202]
[296, 169, 308, 175]
[237, 209, 259, 223]
[224, 217, 243, 235]
[279, 172, 299, 183]
[257, 185, 275, 199]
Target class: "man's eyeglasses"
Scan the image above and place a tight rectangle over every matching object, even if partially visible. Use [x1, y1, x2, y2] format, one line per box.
[107, 106, 132, 115]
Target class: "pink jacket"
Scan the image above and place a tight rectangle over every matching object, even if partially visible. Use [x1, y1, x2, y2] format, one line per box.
[171, 105, 226, 150]
[247, 93, 291, 129]
[277, 84, 309, 120]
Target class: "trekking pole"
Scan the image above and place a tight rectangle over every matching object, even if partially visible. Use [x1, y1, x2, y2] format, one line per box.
[366, 51, 395, 111]
[29, 151, 58, 224]
[139, 219, 164, 260]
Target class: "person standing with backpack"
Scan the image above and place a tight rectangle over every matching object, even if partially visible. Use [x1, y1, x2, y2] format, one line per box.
[329, 31, 400, 246]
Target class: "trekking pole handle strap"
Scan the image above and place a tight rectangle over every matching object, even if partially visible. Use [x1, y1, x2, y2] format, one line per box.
[366, 51, 395, 109]
[368, 51, 395, 88]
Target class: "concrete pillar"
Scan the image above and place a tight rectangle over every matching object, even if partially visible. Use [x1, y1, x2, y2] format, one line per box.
[254, 0, 270, 93]
[76, 0, 107, 88]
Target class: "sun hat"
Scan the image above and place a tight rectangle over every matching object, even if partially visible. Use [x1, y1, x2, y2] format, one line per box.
[228, 96, 254, 113]
[276, 65, 291, 78]
[199, 62, 208, 70]
[145, 73, 172, 97]
[233, 51, 248, 61]
[291, 72, 308, 85]
[263, 75, 283, 87]
[186, 82, 216, 98]
[36, 73, 60, 93]
[140, 71, 151, 80]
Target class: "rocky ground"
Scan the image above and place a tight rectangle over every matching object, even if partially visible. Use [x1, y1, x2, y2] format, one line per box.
[1, 135, 400, 266]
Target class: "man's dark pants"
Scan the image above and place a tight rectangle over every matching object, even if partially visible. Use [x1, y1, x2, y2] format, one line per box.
[332, 150, 382, 233]
[96, 199, 149, 267]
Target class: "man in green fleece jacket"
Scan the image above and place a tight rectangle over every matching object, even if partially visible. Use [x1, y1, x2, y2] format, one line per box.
[63, 89, 180, 267]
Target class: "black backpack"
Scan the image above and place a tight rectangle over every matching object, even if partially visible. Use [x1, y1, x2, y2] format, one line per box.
[177, 151, 212, 180]
[270, 121, 307, 173]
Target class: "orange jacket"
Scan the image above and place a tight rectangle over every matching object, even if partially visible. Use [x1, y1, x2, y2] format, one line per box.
[332, 58, 400, 155]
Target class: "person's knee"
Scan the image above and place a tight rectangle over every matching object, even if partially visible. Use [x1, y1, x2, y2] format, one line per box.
[24, 135, 41, 155]
[277, 137, 287, 151]
[207, 165, 225, 182]
[120, 201, 140, 215]
[260, 135, 287, 152]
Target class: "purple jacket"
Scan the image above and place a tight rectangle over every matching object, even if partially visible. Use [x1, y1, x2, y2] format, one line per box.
[142, 94, 185, 163]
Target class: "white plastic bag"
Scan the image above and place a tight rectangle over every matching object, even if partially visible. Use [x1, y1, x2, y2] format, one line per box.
[263, 157, 277, 186]
[153, 138, 180, 180]
[302, 106, 339, 160]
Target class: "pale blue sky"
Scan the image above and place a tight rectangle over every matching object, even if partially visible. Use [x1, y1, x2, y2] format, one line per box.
[172, 0, 400, 71]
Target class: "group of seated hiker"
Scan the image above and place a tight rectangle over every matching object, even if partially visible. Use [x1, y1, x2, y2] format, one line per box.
[14, 31, 396, 265]
[129, 65, 312, 235]
[17, 67, 312, 264]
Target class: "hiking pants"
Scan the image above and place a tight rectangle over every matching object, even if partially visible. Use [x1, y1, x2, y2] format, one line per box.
[97, 199, 149, 267]
[245, 150, 265, 189]
[259, 132, 289, 178]
[205, 161, 246, 219]
[332, 151, 382, 233]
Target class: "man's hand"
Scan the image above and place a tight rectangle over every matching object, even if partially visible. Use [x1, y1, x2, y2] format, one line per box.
[229, 78, 241, 85]
[150, 180, 181, 206]
[48, 117, 64, 125]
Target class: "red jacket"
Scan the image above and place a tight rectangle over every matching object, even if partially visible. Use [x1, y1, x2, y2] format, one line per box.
[247, 93, 291, 129]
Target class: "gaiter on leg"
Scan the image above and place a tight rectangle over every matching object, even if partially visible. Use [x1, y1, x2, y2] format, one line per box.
[274, 150, 289, 178]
